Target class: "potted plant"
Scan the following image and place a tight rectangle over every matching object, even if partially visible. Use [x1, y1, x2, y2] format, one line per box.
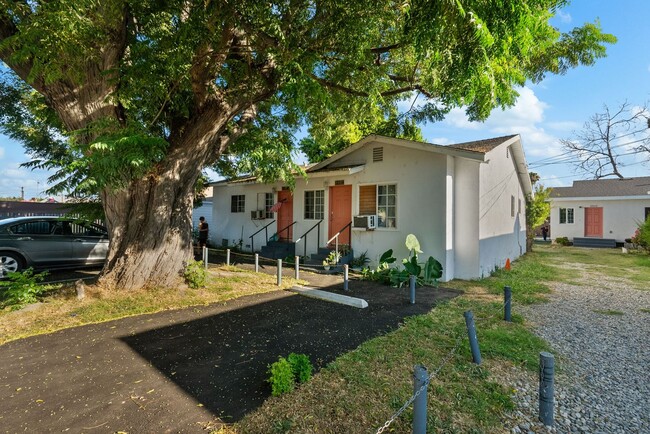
[350, 250, 370, 271]
[322, 250, 341, 271]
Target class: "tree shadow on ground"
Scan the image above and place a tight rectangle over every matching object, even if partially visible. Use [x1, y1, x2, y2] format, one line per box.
[121, 282, 460, 422]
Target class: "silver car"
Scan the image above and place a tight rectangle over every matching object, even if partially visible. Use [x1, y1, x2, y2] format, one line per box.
[0, 216, 109, 277]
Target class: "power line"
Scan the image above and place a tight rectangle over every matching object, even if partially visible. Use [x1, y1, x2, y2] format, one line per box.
[529, 137, 650, 169]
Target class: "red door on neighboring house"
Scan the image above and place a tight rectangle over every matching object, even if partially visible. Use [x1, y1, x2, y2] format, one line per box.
[328, 185, 352, 245]
[584, 207, 603, 237]
[276, 190, 293, 241]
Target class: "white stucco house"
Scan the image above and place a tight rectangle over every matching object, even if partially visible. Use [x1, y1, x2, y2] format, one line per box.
[211, 134, 532, 281]
[549, 177, 650, 246]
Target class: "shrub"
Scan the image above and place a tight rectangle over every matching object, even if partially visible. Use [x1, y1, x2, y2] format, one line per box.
[287, 353, 313, 383]
[268, 357, 295, 396]
[268, 353, 313, 396]
[183, 260, 207, 288]
[632, 218, 650, 251]
[0, 268, 50, 308]
[555, 236, 571, 246]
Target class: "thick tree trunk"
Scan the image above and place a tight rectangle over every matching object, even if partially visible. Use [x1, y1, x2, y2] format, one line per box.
[98, 167, 198, 290]
[97, 110, 233, 290]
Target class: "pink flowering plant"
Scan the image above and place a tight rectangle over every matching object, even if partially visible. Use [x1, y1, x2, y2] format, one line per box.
[632, 219, 650, 251]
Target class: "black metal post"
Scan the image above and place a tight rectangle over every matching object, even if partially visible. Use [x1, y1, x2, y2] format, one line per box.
[504, 285, 512, 322]
[539, 352, 555, 426]
[464, 310, 482, 364]
[409, 275, 416, 304]
[412, 365, 428, 434]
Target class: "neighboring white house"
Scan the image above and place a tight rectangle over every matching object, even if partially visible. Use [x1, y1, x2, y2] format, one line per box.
[549, 177, 650, 244]
[211, 134, 532, 281]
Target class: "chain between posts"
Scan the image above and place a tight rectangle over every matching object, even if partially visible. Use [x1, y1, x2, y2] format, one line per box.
[375, 332, 466, 434]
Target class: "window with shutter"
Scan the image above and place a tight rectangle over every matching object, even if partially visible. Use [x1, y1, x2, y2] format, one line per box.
[359, 185, 376, 215]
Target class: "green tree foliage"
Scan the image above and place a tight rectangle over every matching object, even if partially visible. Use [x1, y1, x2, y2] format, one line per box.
[525, 173, 552, 251]
[0, 0, 616, 289]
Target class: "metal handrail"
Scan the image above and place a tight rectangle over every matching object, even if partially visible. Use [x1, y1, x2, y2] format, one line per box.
[326, 221, 352, 261]
[248, 219, 276, 253]
[277, 221, 297, 242]
[295, 219, 323, 258]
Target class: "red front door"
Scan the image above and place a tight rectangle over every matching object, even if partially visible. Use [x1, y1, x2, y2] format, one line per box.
[584, 207, 603, 238]
[328, 185, 352, 245]
[277, 190, 293, 241]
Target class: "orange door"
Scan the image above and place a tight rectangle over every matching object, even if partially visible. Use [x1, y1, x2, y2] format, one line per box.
[584, 207, 603, 237]
[328, 185, 352, 245]
[277, 190, 293, 241]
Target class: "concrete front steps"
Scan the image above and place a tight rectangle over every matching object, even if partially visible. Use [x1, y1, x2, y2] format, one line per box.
[573, 237, 617, 248]
[259, 240, 296, 259]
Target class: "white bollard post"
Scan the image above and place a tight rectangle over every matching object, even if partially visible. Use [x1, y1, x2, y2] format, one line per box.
[295, 256, 300, 280]
[255, 253, 259, 273]
[226, 248, 231, 266]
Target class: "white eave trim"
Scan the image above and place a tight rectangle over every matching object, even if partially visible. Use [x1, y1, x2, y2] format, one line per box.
[307, 165, 366, 178]
[549, 195, 650, 202]
[309, 134, 487, 172]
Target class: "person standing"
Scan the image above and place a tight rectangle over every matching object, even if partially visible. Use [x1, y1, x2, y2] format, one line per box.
[541, 224, 549, 241]
[198, 216, 209, 248]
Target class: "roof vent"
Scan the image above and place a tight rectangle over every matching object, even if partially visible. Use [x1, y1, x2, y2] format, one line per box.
[373, 147, 384, 162]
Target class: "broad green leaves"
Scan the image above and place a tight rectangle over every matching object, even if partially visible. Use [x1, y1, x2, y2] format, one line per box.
[0, 0, 617, 191]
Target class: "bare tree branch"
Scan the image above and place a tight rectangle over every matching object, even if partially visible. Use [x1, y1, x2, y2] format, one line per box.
[562, 101, 650, 179]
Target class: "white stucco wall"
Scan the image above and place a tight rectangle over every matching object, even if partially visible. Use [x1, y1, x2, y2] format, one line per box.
[212, 140, 451, 277]
[477, 144, 527, 277]
[191, 200, 214, 243]
[212, 137, 530, 281]
[550, 197, 650, 242]
[212, 182, 282, 249]
[453, 157, 480, 279]
[320, 142, 450, 279]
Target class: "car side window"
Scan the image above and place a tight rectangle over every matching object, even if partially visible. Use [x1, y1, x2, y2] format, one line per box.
[69, 222, 107, 237]
[10, 221, 56, 235]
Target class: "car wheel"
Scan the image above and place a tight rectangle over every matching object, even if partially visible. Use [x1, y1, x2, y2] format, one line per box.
[0, 253, 23, 278]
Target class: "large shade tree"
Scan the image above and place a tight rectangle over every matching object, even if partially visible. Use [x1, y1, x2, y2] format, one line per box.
[0, 0, 614, 289]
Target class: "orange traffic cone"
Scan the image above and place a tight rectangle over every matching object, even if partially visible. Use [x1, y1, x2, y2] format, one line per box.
[505, 258, 511, 271]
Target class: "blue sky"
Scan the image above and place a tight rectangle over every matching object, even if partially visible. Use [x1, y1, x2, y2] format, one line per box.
[1, 1, 649, 199]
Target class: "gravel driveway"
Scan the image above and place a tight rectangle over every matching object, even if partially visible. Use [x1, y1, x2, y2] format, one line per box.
[509, 263, 650, 433]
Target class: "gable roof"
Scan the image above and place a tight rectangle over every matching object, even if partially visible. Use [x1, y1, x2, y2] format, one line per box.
[307, 134, 488, 172]
[550, 177, 650, 198]
[211, 134, 532, 195]
[448, 135, 518, 153]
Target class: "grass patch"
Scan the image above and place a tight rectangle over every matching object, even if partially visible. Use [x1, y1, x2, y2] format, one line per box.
[233, 293, 547, 434]
[0, 266, 301, 345]
[593, 309, 624, 316]
[534, 244, 650, 290]
[640, 308, 650, 314]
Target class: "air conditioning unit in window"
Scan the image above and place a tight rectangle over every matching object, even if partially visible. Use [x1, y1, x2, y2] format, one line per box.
[353, 215, 377, 230]
[251, 210, 265, 220]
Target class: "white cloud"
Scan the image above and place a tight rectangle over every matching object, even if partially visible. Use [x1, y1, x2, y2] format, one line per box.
[441, 86, 560, 156]
[546, 121, 582, 132]
[539, 174, 572, 188]
[556, 10, 572, 23]
[0, 146, 4, 159]
[0, 164, 48, 198]
[396, 92, 427, 113]
[429, 137, 452, 145]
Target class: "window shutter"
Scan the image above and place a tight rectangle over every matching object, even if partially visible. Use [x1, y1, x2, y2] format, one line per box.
[359, 185, 377, 215]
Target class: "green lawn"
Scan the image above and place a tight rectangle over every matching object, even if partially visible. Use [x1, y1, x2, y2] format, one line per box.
[3, 244, 647, 433]
[219, 244, 649, 434]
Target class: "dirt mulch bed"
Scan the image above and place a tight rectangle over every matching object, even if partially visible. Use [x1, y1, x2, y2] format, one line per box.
[0, 273, 459, 433]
